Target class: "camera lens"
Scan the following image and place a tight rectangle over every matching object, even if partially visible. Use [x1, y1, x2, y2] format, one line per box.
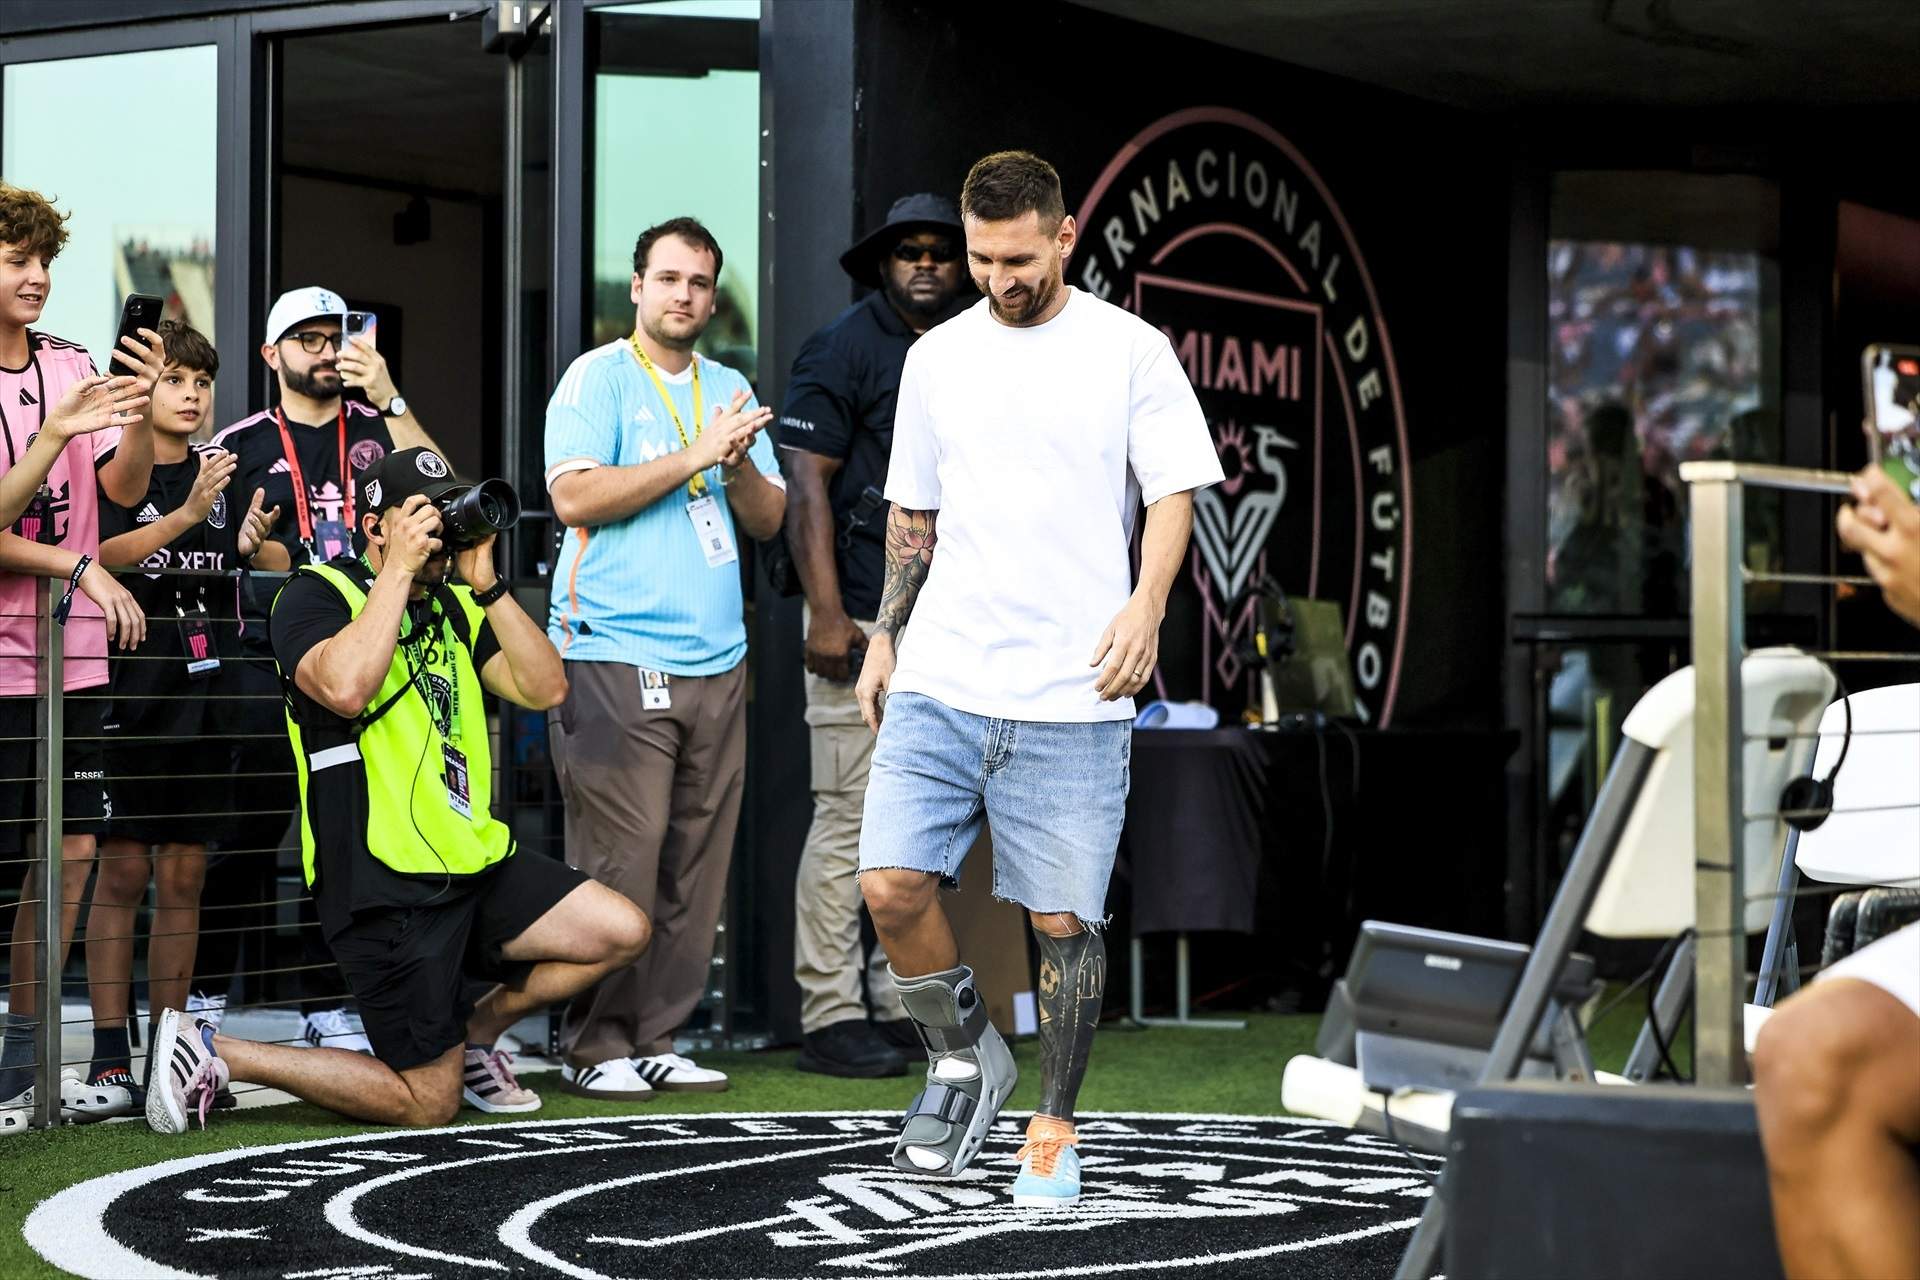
[437, 478, 522, 548]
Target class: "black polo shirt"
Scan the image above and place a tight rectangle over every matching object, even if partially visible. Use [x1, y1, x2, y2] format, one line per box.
[775, 292, 928, 620]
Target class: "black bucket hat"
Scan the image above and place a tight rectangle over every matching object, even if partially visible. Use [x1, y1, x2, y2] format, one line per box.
[839, 192, 964, 289]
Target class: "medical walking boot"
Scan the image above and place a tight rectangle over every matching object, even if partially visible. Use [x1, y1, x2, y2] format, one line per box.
[889, 964, 1017, 1177]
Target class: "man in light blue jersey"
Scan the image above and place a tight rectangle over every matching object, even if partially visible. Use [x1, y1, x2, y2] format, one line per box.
[543, 217, 784, 1099]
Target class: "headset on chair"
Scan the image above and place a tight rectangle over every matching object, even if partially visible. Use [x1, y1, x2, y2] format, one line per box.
[1779, 663, 1852, 833]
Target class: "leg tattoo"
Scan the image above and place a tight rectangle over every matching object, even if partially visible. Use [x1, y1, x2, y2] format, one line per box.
[1034, 925, 1105, 1122]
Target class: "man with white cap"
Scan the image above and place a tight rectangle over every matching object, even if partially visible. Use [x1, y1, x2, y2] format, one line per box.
[194, 288, 441, 1059]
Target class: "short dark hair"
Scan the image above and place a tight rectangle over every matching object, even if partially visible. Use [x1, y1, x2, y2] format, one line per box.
[632, 216, 724, 280]
[158, 319, 218, 379]
[960, 151, 1065, 230]
[0, 182, 70, 261]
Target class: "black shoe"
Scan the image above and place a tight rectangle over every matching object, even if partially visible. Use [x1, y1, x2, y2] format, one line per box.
[796, 1020, 908, 1078]
[872, 1018, 926, 1060]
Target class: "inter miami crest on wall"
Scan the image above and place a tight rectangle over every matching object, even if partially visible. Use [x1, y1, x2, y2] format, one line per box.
[1074, 107, 1413, 724]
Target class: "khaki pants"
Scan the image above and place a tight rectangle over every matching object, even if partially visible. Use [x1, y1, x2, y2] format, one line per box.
[794, 614, 905, 1033]
[549, 659, 745, 1064]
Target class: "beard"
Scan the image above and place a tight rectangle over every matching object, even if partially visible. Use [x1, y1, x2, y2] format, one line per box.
[985, 269, 1061, 327]
[884, 271, 953, 324]
[283, 362, 341, 400]
[641, 307, 706, 353]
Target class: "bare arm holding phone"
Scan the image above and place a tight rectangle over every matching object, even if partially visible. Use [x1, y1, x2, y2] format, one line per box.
[335, 325, 442, 456]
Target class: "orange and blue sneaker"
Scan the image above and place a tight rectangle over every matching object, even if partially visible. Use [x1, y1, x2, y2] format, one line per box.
[1011, 1116, 1082, 1208]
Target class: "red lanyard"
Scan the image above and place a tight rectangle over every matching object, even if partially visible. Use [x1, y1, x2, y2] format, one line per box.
[273, 406, 350, 546]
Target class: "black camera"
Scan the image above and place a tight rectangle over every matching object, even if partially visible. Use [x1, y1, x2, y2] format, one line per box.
[436, 478, 522, 549]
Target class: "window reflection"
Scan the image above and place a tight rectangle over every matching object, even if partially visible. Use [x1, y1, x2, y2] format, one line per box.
[1546, 242, 1775, 614]
[2, 46, 218, 362]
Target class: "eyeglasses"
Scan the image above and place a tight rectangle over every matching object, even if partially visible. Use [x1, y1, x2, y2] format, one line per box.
[892, 240, 958, 264]
[284, 331, 344, 355]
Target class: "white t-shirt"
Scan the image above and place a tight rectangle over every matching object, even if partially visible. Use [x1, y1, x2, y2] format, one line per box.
[885, 288, 1222, 722]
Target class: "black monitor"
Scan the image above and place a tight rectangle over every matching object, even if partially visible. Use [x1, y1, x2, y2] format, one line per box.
[1343, 921, 1597, 1092]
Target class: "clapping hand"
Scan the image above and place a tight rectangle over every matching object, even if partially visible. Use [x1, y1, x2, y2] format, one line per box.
[236, 487, 282, 560]
[184, 449, 237, 522]
[43, 375, 149, 443]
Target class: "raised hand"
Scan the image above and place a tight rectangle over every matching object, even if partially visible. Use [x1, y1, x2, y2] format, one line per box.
[183, 449, 237, 522]
[336, 335, 398, 409]
[381, 494, 443, 576]
[236, 486, 282, 560]
[109, 326, 167, 398]
[42, 375, 150, 443]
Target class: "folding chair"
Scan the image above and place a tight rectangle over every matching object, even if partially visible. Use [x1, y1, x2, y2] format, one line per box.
[1753, 683, 1920, 1009]
[1279, 648, 1834, 1279]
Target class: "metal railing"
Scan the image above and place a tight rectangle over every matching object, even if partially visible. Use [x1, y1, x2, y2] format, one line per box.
[1683, 460, 1920, 1085]
[3, 559, 758, 1131]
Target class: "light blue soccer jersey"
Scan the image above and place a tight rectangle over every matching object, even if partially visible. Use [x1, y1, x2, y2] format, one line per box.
[544, 340, 777, 675]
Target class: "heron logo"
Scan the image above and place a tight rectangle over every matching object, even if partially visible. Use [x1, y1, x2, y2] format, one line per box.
[1075, 107, 1413, 723]
[24, 1112, 1432, 1278]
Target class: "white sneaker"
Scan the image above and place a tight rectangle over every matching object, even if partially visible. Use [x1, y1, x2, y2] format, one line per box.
[630, 1052, 729, 1093]
[185, 990, 228, 1032]
[301, 1008, 373, 1055]
[463, 1047, 541, 1113]
[558, 1057, 655, 1101]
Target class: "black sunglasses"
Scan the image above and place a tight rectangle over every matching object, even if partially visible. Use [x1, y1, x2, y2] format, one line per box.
[892, 239, 959, 264]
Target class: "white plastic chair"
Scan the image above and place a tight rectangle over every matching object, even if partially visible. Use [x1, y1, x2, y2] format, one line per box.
[1753, 683, 1920, 1008]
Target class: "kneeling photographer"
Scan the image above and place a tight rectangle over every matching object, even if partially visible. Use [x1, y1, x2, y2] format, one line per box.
[143, 448, 650, 1134]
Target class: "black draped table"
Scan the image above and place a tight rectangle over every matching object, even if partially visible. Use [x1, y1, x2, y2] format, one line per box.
[1115, 725, 1520, 1017]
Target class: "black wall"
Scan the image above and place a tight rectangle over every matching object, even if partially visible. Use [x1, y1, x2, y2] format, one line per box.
[852, 0, 1510, 728]
[747, 0, 1513, 1039]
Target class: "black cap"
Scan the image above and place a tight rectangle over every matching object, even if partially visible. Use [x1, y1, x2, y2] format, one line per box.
[839, 192, 964, 288]
[359, 447, 463, 516]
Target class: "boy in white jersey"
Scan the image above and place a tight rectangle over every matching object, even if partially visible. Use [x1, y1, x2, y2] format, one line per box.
[854, 152, 1222, 1203]
[0, 181, 165, 1125]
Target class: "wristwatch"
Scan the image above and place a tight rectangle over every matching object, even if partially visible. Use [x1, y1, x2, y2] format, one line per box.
[471, 579, 510, 608]
[381, 394, 408, 418]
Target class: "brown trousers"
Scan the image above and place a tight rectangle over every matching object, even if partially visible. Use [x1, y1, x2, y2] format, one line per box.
[548, 658, 745, 1064]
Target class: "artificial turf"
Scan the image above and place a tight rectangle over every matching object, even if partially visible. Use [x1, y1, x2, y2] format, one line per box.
[1, 1001, 1686, 1280]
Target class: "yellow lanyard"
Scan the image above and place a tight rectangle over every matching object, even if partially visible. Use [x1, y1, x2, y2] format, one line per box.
[630, 333, 707, 497]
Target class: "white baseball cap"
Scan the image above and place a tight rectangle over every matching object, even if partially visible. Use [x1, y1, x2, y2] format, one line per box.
[264, 286, 346, 345]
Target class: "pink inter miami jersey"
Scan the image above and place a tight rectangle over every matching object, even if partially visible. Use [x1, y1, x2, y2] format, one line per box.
[0, 331, 121, 694]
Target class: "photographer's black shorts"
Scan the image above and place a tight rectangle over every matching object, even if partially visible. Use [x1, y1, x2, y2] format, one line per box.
[325, 852, 588, 1072]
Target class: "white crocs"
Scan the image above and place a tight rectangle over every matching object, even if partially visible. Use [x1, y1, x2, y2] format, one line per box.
[61, 1065, 138, 1121]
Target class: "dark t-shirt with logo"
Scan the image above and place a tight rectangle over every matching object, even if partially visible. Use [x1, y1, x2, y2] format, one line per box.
[210, 400, 395, 656]
[775, 292, 932, 620]
[97, 446, 245, 740]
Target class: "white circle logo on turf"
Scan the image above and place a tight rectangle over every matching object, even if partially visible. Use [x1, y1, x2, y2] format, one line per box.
[26, 1112, 1433, 1279]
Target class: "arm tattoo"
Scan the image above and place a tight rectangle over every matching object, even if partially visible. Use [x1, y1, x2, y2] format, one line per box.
[876, 504, 936, 639]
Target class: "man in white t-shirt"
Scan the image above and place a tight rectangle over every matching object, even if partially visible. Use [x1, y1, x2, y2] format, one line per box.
[853, 151, 1223, 1207]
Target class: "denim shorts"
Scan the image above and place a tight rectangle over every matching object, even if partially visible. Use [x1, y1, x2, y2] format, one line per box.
[857, 692, 1132, 926]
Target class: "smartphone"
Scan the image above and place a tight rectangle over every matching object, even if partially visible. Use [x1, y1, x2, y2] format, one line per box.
[340, 310, 377, 353]
[1862, 344, 1920, 501]
[108, 293, 165, 376]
